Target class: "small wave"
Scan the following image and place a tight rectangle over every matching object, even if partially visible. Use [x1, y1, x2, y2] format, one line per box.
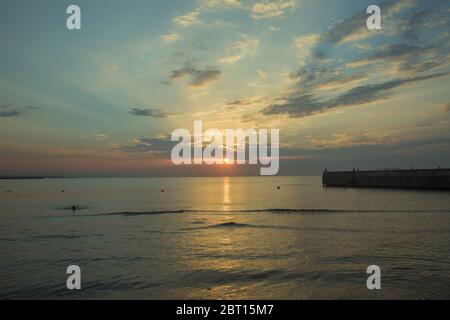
[35, 234, 82, 240]
[181, 268, 284, 286]
[190, 220, 207, 225]
[213, 222, 251, 228]
[183, 221, 298, 231]
[65, 207, 450, 218]
[106, 210, 185, 216]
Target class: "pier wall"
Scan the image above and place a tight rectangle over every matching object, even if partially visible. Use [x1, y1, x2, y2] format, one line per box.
[322, 169, 450, 190]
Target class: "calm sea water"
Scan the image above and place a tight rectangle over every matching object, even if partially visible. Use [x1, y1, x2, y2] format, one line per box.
[0, 176, 449, 299]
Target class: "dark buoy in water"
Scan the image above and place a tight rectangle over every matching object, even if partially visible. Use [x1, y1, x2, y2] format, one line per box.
[277, 186, 280, 190]
[61, 190, 65, 193]
[71, 205, 77, 211]
[5, 190, 11, 193]
[161, 189, 165, 193]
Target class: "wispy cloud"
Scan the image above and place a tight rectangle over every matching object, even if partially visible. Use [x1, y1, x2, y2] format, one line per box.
[0, 106, 23, 117]
[219, 34, 260, 64]
[295, 0, 419, 65]
[227, 96, 265, 108]
[285, 66, 365, 92]
[173, 11, 202, 27]
[251, 0, 298, 19]
[169, 65, 222, 88]
[391, 7, 450, 41]
[262, 0, 450, 120]
[129, 108, 178, 118]
[321, 0, 416, 45]
[346, 42, 448, 74]
[294, 33, 321, 63]
[119, 135, 173, 154]
[262, 72, 449, 118]
[200, 0, 244, 10]
[172, 0, 246, 29]
[0, 105, 38, 118]
[308, 130, 410, 149]
[161, 33, 182, 43]
[95, 134, 109, 141]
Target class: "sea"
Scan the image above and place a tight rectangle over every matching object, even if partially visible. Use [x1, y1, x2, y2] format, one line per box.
[0, 176, 449, 299]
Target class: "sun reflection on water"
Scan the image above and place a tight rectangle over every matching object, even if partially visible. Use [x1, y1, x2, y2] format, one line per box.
[222, 176, 231, 211]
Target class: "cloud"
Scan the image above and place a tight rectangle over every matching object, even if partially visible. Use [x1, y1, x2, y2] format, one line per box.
[370, 43, 424, 60]
[227, 96, 265, 108]
[0, 105, 38, 118]
[267, 1, 450, 120]
[189, 70, 221, 87]
[0, 106, 22, 117]
[129, 108, 178, 118]
[95, 134, 109, 141]
[294, 0, 420, 64]
[119, 135, 174, 154]
[251, 0, 298, 19]
[323, 0, 417, 45]
[219, 34, 260, 64]
[301, 121, 445, 150]
[257, 69, 268, 79]
[308, 130, 410, 149]
[286, 66, 367, 92]
[346, 42, 448, 74]
[200, 0, 244, 9]
[161, 33, 181, 43]
[394, 8, 450, 41]
[261, 72, 449, 118]
[340, 6, 450, 75]
[169, 65, 221, 88]
[172, 0, 295, 31]
[293, 33, 323, 63]
[171, 0, 245, 30]
[173, 11, 202, 27]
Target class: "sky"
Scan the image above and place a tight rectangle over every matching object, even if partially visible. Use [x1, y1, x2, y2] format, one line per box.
[0, 0, 449, 177]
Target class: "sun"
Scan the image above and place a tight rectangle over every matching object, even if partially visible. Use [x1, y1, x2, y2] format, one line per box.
[223, 158, 231, 164]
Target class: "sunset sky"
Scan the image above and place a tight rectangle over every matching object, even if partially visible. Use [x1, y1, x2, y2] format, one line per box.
[0, 0, 449, 176]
